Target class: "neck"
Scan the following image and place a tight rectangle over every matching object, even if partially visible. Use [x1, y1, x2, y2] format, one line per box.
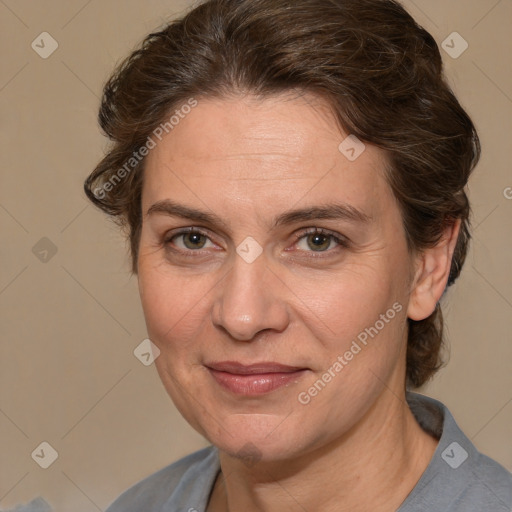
[208, 391, 438, 512]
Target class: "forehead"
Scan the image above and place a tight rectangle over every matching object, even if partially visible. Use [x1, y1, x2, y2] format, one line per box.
[142, 93, 391, 218]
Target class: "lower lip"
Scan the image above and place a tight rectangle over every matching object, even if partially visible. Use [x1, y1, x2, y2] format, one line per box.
[208, 368, 307, 395]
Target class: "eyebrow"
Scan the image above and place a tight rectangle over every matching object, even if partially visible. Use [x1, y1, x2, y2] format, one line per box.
[146, 199, 371, 229]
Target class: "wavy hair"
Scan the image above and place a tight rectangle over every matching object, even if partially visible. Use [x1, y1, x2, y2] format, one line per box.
[84, 0, 480, 388]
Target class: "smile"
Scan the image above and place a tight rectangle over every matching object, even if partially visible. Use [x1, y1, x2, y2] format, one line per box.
[206, 361, 309, 395]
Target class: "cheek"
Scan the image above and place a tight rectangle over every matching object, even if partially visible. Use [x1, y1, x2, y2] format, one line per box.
[292, 264, 402, 342]
[137, 262, 215, 429]
[288, 258, 409, 396]
[137, 260, 214, 354]
[296, 292, 407, 424]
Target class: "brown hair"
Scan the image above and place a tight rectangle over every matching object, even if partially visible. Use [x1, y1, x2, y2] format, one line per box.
[84, 0, 480, 388]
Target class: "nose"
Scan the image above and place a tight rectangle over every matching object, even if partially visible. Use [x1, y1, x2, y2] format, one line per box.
[211, 251, 290, 341]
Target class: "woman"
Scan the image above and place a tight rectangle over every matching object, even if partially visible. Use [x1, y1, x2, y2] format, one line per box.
[84, 0, 512, 510]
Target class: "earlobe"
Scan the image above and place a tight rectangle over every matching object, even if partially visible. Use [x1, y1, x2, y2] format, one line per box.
[407, 219, 461, 321]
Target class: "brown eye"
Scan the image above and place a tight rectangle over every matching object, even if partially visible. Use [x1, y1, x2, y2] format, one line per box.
[306, 233, 331, 251]
[166, 229, 215, 251]
[293, 228, 349, 255]
[182, 232, 208, 249]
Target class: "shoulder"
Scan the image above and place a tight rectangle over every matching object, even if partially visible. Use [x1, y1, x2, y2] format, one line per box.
[105, 446, 219, 512]
[404, 392, 512, 511]
[459, 451, 512, 510]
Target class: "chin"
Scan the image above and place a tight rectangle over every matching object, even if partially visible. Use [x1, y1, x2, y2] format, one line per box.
[203, 413, 313, 464]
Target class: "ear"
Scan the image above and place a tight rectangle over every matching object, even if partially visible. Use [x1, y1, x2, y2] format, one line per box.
[407, 219, 461, 321]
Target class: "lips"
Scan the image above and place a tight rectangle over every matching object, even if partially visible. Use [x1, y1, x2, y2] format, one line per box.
[206, 361, 308, 395]
[206, 361, 306, 374]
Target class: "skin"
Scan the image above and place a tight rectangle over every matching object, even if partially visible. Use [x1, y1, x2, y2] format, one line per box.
[137, 91, 460, 512]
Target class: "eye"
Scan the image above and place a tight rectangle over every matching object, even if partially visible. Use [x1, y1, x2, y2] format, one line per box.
[165, 228, 216, 252]
[293, 228, 348, 254]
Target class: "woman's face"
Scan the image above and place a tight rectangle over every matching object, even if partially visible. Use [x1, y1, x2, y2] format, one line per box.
[138, 92, 417, 462]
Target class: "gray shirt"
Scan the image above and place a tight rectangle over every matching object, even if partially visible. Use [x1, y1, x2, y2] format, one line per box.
[105, 392, 512, 511]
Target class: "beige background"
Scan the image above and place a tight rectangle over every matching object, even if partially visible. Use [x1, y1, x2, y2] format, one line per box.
[1, 0, 511, 510]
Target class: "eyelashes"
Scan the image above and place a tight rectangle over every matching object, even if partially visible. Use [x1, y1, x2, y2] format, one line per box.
[165, 227, 215, 252]
[290, 227, 349, 253]
[163, 226, 350, 259]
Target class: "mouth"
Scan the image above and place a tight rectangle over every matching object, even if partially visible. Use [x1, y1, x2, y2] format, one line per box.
[205, 361, 309, 396]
